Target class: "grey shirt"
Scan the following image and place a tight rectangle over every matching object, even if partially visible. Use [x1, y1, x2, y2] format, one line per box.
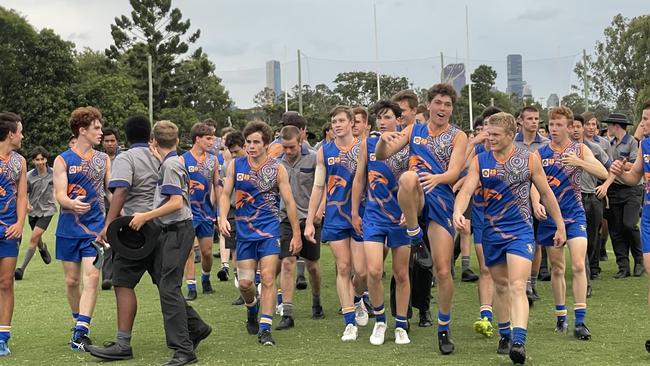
[108, 144, 160, 215]
[610, 133, 639, 185]
[586, 135, 613, 160]
[27, 167, 56, 217]
[514, 132, 550, 153]
[580, 140, 611, 194]
[154, 152, 192, 225]
[279, 145, 317, 221]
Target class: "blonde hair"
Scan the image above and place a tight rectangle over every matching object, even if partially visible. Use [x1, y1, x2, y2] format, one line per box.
[153, 120, 178, 149]
[487, 112, 517, 136]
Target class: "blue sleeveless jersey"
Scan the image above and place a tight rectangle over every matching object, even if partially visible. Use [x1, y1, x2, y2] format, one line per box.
[364, 137, 409, 226]
[56, 149, 107, 238]
[233, 156, 281, 241]
[471, 144, 487, 236]
[0, 152, 24, 240]
[477, 147, 534, 246]
[182, 151, 218, 222]
[537, 142, 586, 225]
[323, 138, 362, 229]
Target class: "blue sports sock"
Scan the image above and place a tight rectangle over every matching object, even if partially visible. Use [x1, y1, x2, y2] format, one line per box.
[395, 315, 408, 330]
[246, 298, 259, 316]
[75, 315, 91, 336]
[498, 321, 512, 339]
[0, 325, 10, 342]
[512, 327, 527, 345]
[72, 312, 79, 322]
[342, 306, 356, 326]
[260, 314, 273, 332]
[574, 303, 587, 326]
[201, 272, 210, 282]
[187, 279, 196, 291]
[480, 305, 493, 322]
[362, 291, 370, 302]
[555, 304, 567, 322]
[407, 226, 423, 240]
[277, 290, 283, 305]
[437, 311, 451, 332]
[353, 295, 362, 304]
[373, 304, 386, 323]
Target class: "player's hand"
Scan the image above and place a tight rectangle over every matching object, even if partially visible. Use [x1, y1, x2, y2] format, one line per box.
[553, 226, 567, 248]
[418, 172, 439, 193]
[595, 184, 609, 199]
[218, 217, 231, 237]
[453, 211, 468, 233]
[129, 212, 149, 231]
[27, 204, 33, 213]
[70, 195, 90, 214]
[532, 202, 547, 220]
[399, 214, 407, 227]
[304, 223, 316, 243]
[610, 160, 625, 176]
[149, 142, 162, 161]
[351, 213, 363, 236]
[290, 235, 303, 255]
[561, 152, 582, 167]
[5, 223, 23, 240]
[380, 131, 402, 146]
[313, 214, 323, 226]
[471, 130, 489, 146]
[98, 227, 108, 244]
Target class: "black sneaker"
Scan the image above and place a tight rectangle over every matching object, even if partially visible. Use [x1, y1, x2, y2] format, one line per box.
[247, 314, 260, 335]
[419, 310, 433, 327]
[531, 286, 540, 301]
[296, 275, 308, 290]
[39, 243, 52, 264]
[232, 295, 245, 306]
[312, 305, 325, 320]
[412, 240, 432, 269]
[194, 249, 201, 263]
[185, 288, 197, 301]
[87, 341, 133, 360]
[191, 325, 212, 350]
[437, 330, 455, 355]
[509, 342, 526, 364]
[586, 285, 593, 298]
[526, 285, 535, 307]
[497, 336, 511, 355]
[634, 263, 646, 277]
[614, 269, 630, 279]
[461, 268, 479, 282]
[202, 279, 215, 294]
[574, 323, 591, 340]
[70, 333, 93, 352]
[14, 268, 23, 281]
[555, 319, 568, 334]
[538, 269, 551, 281]
[217, 266, 229, 281]
[363, 297, 375, 318]
[101, 279, 112, 291]
[275, 315, 294, 330]
[645, 339, 650, 353]
[258, 329, 275, 346]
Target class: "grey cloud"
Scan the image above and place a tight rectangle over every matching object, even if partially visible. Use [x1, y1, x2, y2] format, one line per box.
[515, 7, 559, 21]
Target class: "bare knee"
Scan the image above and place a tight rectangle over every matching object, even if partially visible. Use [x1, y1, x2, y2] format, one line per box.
[65, 273, 81, 288]
[399, 171, 419, 192]
[239, 279, 254, 290]
[509, 279, 527, 297]
[0, 276, 13, 291]
[336, 261, 351, 278]
[282, 257, 296, 273]
[393, 266, 409, 285]
[367, 264, 383, 282]
[571, 261, 585, 276]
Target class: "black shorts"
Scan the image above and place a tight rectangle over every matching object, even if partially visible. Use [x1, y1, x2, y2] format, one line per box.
[224, 217, 237, 250]
[28, 215, 53, 231]
[112, 249, 161, 289]
[280, 219, 320, 261]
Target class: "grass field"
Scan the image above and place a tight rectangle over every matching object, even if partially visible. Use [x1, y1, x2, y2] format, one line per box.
[6, 214, 650, 365]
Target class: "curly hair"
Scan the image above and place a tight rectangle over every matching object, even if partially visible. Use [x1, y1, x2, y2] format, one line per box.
[243, 120, 274, 145]
[69, 106, 102, 138]
[426, 83, 457, 104]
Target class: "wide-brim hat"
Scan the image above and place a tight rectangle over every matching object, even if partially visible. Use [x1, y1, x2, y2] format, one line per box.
[107, 216, 161, 260]
[602, 113, 632, 125]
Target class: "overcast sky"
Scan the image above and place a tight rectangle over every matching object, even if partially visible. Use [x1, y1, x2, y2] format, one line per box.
[2, 0, 649, 108]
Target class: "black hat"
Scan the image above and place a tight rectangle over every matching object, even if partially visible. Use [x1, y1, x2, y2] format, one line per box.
[280, 111, 307, 129]
[602, 113, 632, 125]
[107, 216, 161, 260]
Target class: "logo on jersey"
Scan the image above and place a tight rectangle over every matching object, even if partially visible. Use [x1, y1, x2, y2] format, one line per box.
[481, 169, 497, 178]
[644, 154, 650, 163]
[327, 156, 341, 165]
[527, 244, 533, 254]
[68, 165, 84, 174]
[413, 136, 428, 145]
[579, 224, 586, 232]
[541, 159, 555, 167]
[369, 153, 377, 161]
[236, 173, 251, 181]
[188, 165, 197, 173]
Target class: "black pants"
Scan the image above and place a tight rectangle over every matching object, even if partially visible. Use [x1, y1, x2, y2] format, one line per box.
[157, 220, 208, 358]
[607, 184, 643, 272]
[583, 193, 603, 278]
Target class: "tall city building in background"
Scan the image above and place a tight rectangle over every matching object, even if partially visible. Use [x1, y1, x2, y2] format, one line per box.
[547, 93, 560, 108]
[265, 60, 282, 101]
[442, 63, 466, 94]
[507, 54, 524, 97]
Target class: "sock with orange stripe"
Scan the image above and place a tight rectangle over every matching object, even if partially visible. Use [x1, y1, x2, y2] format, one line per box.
[75, 314, 91, 337]
[0, 325, 10, 342]
[555, 304, 567, 322]
[437, 311, 451, 332]
[480, 304, 493, 321]
[260, 314, 273, 332]
[373, 304, 386, 323]
[342, 306, 356, 326]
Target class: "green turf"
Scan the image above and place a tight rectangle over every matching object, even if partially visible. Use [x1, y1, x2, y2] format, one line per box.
[6, 215, 650, 365]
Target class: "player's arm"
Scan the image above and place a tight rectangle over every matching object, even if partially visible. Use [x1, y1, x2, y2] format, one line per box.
[595, 171, 617, 199]
[375, 125, 411, 160]
[453, 158, 479, 234]
[611, 148, 644, 185]
[278, 164, 302, 254]
[420, 132, 469, 192]
[212, 163, 222, 207]
[104, 156, 113, 203]
[351, 138, 368, 235]
[305, 148, 326, 243]
[53, 156, 90, 213]
[6, 158, 27, 240]
[464, 131, 487, 169]
[218, 162, 235, 237]
[562, 145, 608, 181]
[530, 154, 566, 246]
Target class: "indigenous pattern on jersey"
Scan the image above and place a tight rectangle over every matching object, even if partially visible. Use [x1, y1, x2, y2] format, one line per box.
[0, 152, 24, 239]
[323, 138, 361, 229]
[477, 147, 534, 246]
[56, 149, 107, 238]
[640, 139, 650, 252]
[182, 151, 218, 222]
[233, 156, 281, 241]
[472, 144, 487, 242]
[537, 142, 585, 224]
[408, 123, 462, 233]
[364, 137, 409, 225]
